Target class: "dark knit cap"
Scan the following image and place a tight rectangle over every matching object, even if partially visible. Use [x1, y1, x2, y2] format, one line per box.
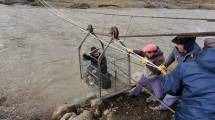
[91, 46, 97, 51]
[204, 38, 215, 48]
[91, 46, 99, 53]
[172, 36, 196, 45]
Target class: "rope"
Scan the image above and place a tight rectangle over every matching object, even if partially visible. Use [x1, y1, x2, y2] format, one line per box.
[38, 0, 86, 32]
[112, 41, 161, 69]
[119, 31, 215, 38]
[123, 16, 133, 42]
[94, 31, 215, 38]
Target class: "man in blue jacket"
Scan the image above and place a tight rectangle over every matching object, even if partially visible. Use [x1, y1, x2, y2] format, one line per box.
[152, 36, 201, 110]
[163, 38, 215, 120]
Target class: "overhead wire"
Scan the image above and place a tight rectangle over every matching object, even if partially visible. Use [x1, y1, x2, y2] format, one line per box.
[123, 16, 133, 42]
[38, 0, 86, 32]
[70, 9, 215, 22]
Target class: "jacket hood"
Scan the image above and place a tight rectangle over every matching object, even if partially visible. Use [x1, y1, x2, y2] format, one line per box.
[197, 48, 215, 72]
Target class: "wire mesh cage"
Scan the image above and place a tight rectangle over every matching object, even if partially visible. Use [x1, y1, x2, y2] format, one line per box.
[78, 33, 131, 100]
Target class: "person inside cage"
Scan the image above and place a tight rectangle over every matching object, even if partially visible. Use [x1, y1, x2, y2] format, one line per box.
[128, 43, 165, 103]
[82, 46, 111, 89]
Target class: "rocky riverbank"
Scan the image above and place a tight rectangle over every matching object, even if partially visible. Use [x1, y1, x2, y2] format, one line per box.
[52, 93, 172, 120]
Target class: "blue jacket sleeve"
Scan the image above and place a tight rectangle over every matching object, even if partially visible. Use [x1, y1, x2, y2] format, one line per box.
[164, 49, 175, 68]
[163, 64, 183, 96]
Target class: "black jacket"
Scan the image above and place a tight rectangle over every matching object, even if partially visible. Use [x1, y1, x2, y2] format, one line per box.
[83, 53, 107, 74]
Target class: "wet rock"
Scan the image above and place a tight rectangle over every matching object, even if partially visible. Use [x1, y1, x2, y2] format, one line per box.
[103, 109, 111, 116]
[51, 104, 80, 120]
[76, 107, 84, 115]
[101, 109, 113, 120]
[106, 111, 113, 120]
[90, 98, 102, 108]
[60, 113, 75, 120]
[71, 110, 93, 120]
[93, 108, 102, 118]
[67, 112, 77, 120]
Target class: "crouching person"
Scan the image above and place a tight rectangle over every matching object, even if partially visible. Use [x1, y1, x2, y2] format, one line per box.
[129, 44, 165, 102]
[83, 46, 111, 89]
[163, 38, 215, 120]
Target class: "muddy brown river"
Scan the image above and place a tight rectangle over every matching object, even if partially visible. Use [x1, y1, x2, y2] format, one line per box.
[0, 4, 215, 119]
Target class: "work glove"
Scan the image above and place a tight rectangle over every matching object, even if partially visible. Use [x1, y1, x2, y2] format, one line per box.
[127, 48, 134, 54]
[158, 64, 168, 75]
[140, 58, 148, 64]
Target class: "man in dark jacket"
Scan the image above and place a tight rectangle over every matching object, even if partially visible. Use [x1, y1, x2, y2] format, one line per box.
[164, 36, 201, 67]
[83, 47, 111, 89]
[83, 47, 107, 74]
[163, 38, 215, 120]
[155, 36, 202, 110]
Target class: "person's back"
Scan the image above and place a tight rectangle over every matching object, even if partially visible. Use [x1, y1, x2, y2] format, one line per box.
[164, 38, 215, 120]
[175, 54, 215, 119]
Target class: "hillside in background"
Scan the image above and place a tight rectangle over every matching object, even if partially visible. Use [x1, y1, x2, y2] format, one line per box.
[49, 0, 215, 9]
[1, 0, 215, 9]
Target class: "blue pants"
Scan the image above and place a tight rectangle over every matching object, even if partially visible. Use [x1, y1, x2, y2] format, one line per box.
[133, 74, 164, 99]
